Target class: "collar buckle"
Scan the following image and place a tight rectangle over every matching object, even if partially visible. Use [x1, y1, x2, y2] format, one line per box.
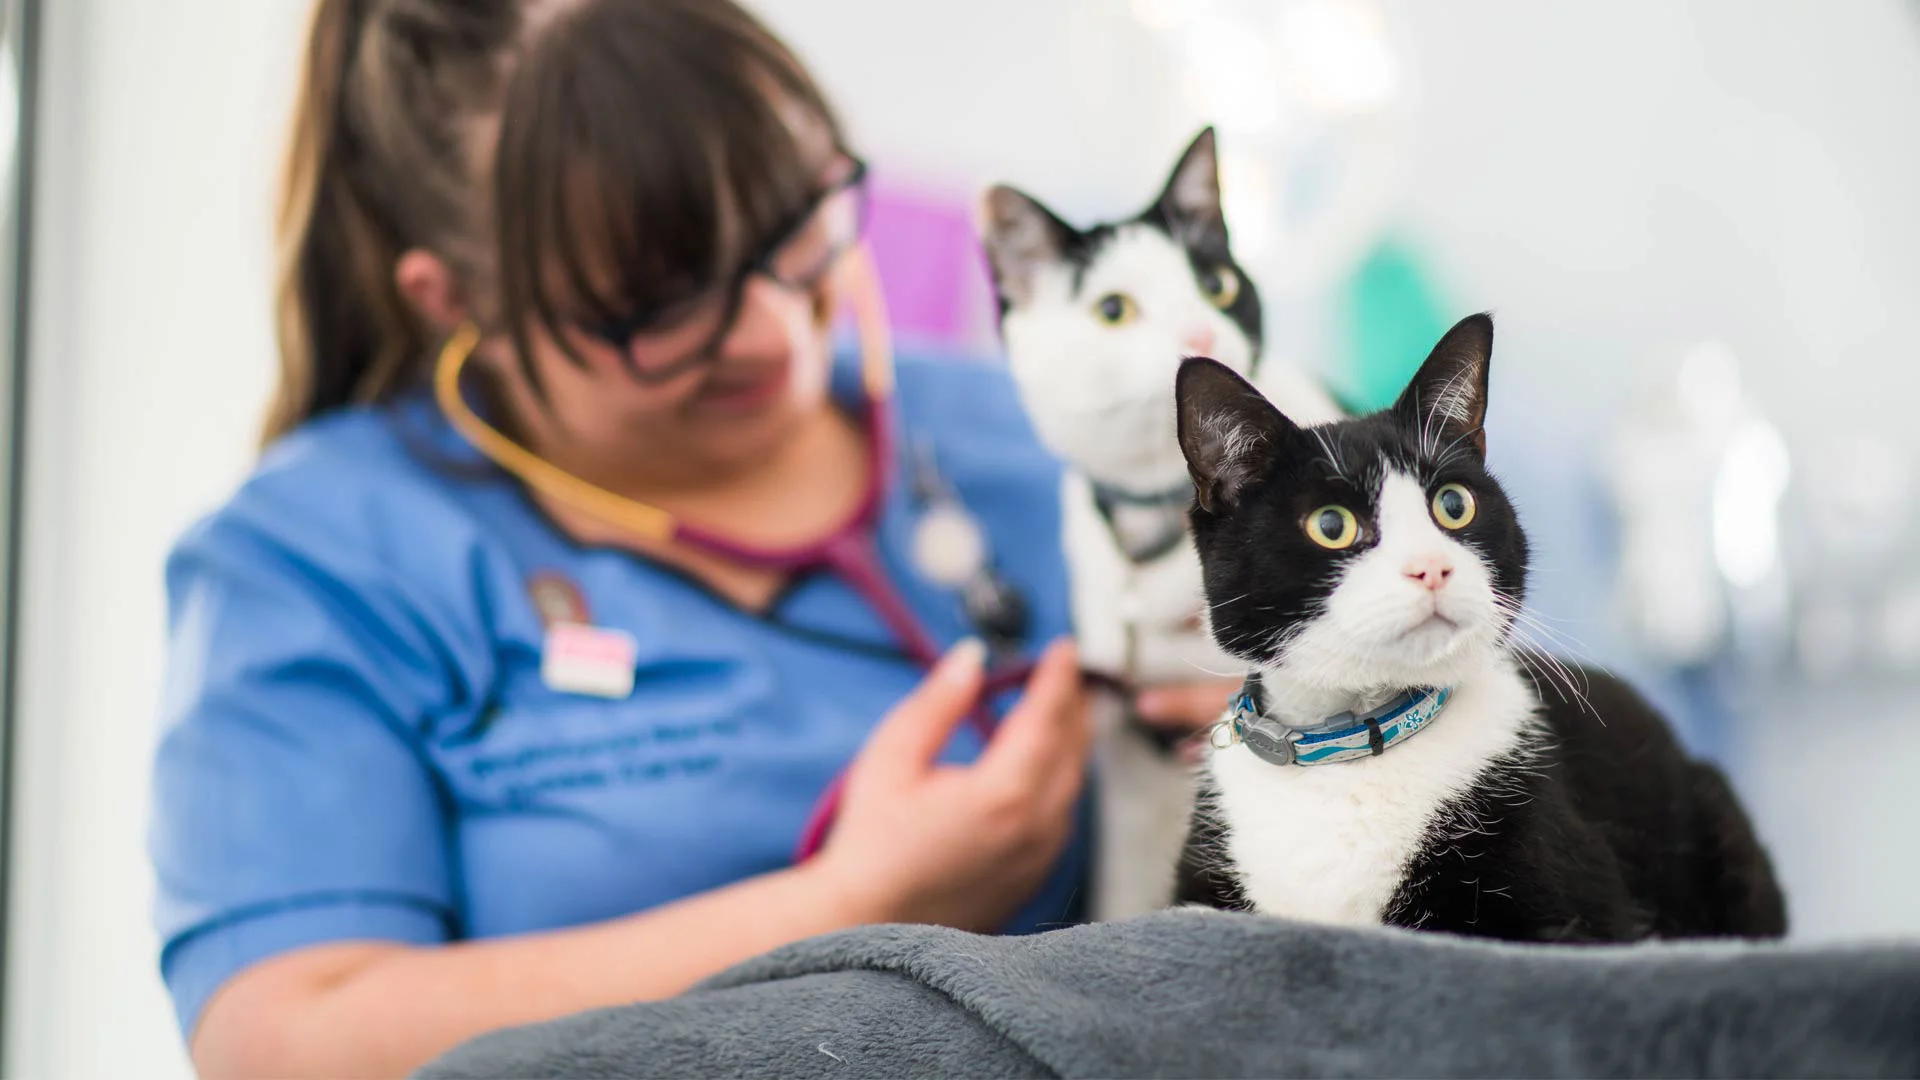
[1230, 690, 1299, 766]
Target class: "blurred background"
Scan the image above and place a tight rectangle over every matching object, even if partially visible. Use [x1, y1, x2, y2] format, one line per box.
[3, 0, 1919, 1075]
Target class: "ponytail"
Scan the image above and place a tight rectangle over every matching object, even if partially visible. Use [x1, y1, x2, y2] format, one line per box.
[263, 0, 518, 447]
[265, 0, 409, 445]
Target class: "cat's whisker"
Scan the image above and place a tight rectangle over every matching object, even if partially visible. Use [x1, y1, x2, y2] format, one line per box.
[1490, 596, 1596, 655]
[1430, 403, 1483, 461]
[1178, 657, 1248, 680]
[1515, 652, 1584, 717]
[1208, 591, 1255, 613]
[1508, 642, 1552, 689]
[1512, 641, 1597, 719]
[1506, 616, 1603, 682]
[1310, 429, 1350, 485]
[1500, 612, 1593, 680]
[1505, 607, 1597, 645]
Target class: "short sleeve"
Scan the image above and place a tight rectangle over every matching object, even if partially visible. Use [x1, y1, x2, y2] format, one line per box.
[150, 499, 464, 1038]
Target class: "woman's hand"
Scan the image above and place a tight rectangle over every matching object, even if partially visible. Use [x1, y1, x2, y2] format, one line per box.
[815, 637, 1092, 932]
[1133, 680, 1241, 734]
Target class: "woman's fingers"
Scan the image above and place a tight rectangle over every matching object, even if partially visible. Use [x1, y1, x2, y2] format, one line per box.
[1134, 678, 1240, 733]
[977, 638, 1090, 790]
[856, 638, 987, 785]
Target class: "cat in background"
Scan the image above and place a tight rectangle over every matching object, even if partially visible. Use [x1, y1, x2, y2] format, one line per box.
[980, 128, 1342, 920]
[1173, 313, 1787, 941]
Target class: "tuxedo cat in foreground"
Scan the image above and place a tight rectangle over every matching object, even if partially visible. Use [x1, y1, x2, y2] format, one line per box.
[980, 129, 1341, 920]
[1173, 314, 1787, 941]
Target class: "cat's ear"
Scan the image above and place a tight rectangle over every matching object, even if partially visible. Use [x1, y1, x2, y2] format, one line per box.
[1156, 127, 1227, 246]
[980, 186, 1074, 308]
[1393, 313, 1494, 457]
[1178, 356, 1297, 513]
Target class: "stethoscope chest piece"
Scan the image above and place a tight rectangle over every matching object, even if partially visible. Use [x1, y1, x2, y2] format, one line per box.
[908, 439, 1029, 652]
[911, 500, 988, 588]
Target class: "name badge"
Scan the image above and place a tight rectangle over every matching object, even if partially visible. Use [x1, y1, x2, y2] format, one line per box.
[541, 622, 638, 699]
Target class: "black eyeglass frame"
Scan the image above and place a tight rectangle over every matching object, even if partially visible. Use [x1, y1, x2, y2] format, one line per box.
[579, 154, 872, 385]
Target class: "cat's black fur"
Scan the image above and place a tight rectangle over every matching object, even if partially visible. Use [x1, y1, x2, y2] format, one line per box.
[1177, 667, 1789, 940]
[1171, 314, 1787, 942]
[982, 127, 1264, 355]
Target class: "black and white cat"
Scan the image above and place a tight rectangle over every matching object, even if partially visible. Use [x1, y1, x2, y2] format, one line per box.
[981, 129, 1341, 920]
[1173, 314, 1788, 941]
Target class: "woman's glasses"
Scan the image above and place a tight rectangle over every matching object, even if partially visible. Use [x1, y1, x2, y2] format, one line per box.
[579, 155, 872, 384]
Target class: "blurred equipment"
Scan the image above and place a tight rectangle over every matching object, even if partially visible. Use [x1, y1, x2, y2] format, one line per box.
[1604, 341, 1792, 670]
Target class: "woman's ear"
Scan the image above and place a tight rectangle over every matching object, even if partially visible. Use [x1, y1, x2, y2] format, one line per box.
[394, 249, 469, 334]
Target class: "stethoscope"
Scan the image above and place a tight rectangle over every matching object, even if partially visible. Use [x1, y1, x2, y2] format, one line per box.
[433, 245, 1034, 863]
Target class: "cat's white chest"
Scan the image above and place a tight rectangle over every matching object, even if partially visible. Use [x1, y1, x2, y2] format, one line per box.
[1204, 667, 1539, 925]
[1060, 474, 1232, 682]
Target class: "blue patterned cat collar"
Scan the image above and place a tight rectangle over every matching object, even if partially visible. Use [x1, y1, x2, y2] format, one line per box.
[1216, 681, 1453, 767]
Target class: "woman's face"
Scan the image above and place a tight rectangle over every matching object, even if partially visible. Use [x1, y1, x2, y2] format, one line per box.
[493, 145, 861, 489]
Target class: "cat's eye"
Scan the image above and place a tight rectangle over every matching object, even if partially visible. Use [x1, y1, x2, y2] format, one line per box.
[1304, 505, 1360, 550]
[1431, 483, 1476, 530]
[1093, 292, 1140, 326]
[1201, 267, 1240, 310]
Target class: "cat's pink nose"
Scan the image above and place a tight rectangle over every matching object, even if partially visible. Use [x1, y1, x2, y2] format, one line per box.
[1182, 327, 1216, 355]
[1404, 554, 1454, 592]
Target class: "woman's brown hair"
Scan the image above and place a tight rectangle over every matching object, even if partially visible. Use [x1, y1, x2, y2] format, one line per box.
[265, 0, 845, 445]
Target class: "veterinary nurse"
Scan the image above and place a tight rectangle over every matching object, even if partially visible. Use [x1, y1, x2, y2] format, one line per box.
[138, 2, 1250, 1076]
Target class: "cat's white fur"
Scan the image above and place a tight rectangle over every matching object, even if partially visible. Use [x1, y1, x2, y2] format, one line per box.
[1000, 222, 1340, 921]
[1203, 471, 1541, 924]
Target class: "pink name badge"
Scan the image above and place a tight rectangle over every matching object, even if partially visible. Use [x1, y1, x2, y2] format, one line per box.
[540, 622, 638, 700]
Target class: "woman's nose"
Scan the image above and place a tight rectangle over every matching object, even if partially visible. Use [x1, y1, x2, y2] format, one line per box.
[714, 276, 794, 359]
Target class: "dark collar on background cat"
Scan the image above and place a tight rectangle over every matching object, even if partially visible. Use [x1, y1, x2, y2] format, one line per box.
[1217, 671, 1453, 767]
[1089, 479, 1193, 564]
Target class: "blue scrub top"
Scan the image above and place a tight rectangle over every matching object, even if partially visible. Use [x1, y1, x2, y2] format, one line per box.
[150, 352, 1090, 1036]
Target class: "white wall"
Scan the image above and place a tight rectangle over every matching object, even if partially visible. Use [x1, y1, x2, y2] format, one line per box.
[757, 0, 1191, 210]
[1389, 0, 1920, 451]
[6, 1, 303, 1076]
[7, 1, 1920, 1077]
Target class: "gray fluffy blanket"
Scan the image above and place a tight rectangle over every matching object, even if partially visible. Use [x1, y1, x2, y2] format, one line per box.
[418, 909, 1920, 1078]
